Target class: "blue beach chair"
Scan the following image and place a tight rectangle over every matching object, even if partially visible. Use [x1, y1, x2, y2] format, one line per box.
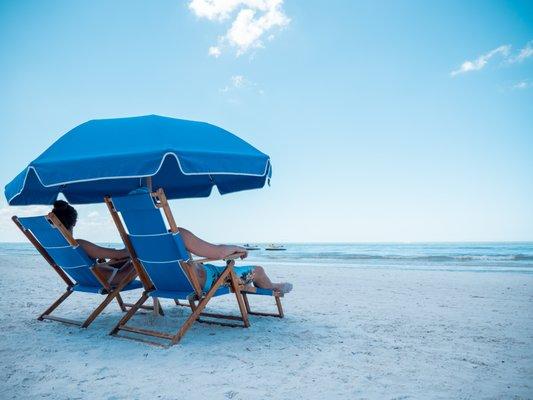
[105, 188, 284, 346]
[12, 212, 145, 328]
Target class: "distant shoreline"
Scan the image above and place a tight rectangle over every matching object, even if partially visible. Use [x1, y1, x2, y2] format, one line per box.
[1, 241, 533, 245]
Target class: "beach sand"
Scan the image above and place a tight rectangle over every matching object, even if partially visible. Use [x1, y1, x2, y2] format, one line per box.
[0, 253, 531, 399]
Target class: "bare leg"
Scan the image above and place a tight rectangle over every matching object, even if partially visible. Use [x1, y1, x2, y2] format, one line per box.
[252, 266, 292, 294]
[250, 266, 274, 288]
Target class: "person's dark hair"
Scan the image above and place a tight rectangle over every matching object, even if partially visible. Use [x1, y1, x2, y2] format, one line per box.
[52, 200, 78, 231]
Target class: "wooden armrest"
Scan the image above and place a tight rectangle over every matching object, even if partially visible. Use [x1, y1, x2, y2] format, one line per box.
[191, 257, 215, 263]
[107, 257, 131, 267]
[92, 263, 115, 271]
[241, 285, 256, 293]
[192, 252, 244, 264]
[224, 252, 245, 261]
[91, 266, 111, 291]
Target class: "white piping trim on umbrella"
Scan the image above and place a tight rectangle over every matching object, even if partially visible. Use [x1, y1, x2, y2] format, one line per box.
[7, 152, 271, 204]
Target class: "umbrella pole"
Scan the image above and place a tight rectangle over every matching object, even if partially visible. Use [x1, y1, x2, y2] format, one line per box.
[141, 176, 161, 316]
[141, 176, 153, 190]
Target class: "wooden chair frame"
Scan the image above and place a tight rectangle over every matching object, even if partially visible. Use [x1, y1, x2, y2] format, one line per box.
[12, 213, 152, 328]
[105, 188, 258, 346]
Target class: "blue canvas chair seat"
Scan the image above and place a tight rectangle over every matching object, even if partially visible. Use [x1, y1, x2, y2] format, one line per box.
[105, 187, 284, 347]
[147, 287, 230, 300]
[74, 280, 143, 294]
[13, 213, 146, 328]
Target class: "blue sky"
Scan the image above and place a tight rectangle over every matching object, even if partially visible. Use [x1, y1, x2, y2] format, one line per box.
[1, 0, 532, 243]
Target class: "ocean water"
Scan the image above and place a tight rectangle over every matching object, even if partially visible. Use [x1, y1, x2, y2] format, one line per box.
[1, 242, 532, 274]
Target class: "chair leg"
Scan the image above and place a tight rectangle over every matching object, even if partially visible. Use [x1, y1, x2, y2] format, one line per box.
[228, 271, 250, 328]
[241, 293, 284, 318]
[171, 297, 208, 345]
[115, 293, 127, 312]
[275, 296, 284, 318]
[38, 289, 73, 320]
[242, 293, 251, 313]
[110, 292, 150, 335]
[153, 298, 164, 316]
[81, 291, 119, 328]
[152, 297, 160, 316]
[174, 299, 192, 308]
[110, 266, 251, 346]
[82, 269, 142, 328]
[171, 267, 233, 345]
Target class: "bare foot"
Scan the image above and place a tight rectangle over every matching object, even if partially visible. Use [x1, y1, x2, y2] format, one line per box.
[272, 282, 293, 294]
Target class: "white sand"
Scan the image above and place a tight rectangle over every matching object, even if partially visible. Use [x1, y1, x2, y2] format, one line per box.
[0, 253, 531, 399]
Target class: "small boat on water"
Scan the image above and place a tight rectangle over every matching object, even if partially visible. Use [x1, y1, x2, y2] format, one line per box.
[243, 243, 261, 250]
[265, 244, 286, 251]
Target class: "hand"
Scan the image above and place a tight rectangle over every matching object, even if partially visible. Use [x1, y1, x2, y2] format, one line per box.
[230, 246, 248, 259]
[219, 245, 248, 260]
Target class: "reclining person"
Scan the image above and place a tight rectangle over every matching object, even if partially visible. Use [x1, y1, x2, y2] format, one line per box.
[51, 200, 293, 294]
[178, 227, 292, 294]
[52, 200, 133, 286]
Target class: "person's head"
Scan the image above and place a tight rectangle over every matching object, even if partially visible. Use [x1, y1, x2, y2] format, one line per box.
[52, 200, 78, 231]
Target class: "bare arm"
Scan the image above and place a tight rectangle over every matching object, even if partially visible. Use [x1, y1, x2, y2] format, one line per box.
[77, 239, 129, 261]
[178, 227, 247, 260]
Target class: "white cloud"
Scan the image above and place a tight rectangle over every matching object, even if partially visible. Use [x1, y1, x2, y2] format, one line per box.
[0, 205, 50, 218]
[512, 80, 532, 90]
[0, 204, 122, 243]
[451, 40, 533, 77]
[0, 205, 51, 242]
[231, 74, 246, 87]
[219, 74, 258, 92]
[87, 211, 100, 218]
[189, 0, 290, 57]
[77, 209, 111, 228]
[208, 46, 221, 57]
[189, 0, 240, 20]
[219, 74, 264, 103]
[451, 45, 511, 76]
[509, 41, 533, 63]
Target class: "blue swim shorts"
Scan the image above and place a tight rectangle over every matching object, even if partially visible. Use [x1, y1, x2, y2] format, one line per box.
[202, 263, 256, 292]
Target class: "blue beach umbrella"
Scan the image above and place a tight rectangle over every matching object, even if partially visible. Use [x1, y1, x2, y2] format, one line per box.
[5, 115, 272, 205]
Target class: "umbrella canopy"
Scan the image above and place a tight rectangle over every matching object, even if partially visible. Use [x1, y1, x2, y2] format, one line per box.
[5, 115, 271, 205]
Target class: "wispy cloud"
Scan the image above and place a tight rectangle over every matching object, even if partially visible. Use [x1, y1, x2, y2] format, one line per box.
[230, 74, 246, 88]
[0, 204, 121, 242]
[208, 46, 222, 58]
[219, 75, 264, 104]
[508, 40, 533, 63]
[0, 205, 50, 218]
[189, 0, 290, 57]
[0, 205, 50, 241]
[220, 74, 262, 93]
[512, 80, 532, 90]
[450, 45, 511, 76]
[451, 40, 533, 77]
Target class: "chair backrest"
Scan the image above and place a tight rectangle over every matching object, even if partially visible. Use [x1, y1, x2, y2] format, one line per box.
[110, 188, 196, 295]
[16, 215, 101, 288]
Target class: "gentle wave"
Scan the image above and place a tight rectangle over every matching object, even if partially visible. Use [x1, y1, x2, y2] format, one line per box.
[1, 243, 533, 271]
[260, 252, 533, 262]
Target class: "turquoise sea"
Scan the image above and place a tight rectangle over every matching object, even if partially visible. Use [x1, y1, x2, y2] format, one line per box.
[1, 242, 532, 274]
